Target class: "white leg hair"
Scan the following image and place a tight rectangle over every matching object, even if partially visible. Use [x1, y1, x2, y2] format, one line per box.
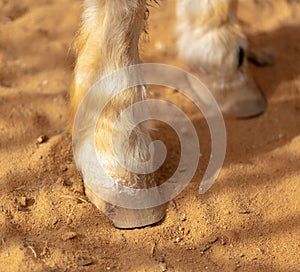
[176, 0, 266, 117]
[177, 0, 245, 75]
[71, 0, 166, 228]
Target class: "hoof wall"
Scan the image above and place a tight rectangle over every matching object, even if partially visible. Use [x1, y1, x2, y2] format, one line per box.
[189, 68, 267, 118]
[85, 185, 167, 229]
[220, 80, 266, 118]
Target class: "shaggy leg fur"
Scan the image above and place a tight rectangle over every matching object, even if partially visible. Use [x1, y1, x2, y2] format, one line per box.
[177, 0, 266, 117]
[71, 0, 166, 228]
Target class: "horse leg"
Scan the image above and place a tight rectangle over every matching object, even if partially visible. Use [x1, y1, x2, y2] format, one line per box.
[177, 0, 266, 117]
[71, 0, 166, 228]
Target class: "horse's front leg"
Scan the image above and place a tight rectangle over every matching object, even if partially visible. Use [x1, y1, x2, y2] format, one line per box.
[177, 0, 266, 117]
[70, 0, 166, 228]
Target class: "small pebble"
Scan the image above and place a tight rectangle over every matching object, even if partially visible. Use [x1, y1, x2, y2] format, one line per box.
[220, 237, 227, 246]
[77, 256, 93, 266]
[175, 237, 182, 243]
[200, 244, 211, 254]
[18, 197, 27, 207]
[56, 177, 64, 184]
[159, 262, 167, 272]
[61, 231, 77, 241]
[61, 166, 68, 172]
[37, 135, 48, 144]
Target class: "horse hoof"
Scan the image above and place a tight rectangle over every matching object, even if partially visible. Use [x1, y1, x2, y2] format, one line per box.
[84, 185, 167, 229]
[189, 67, 266, 118]
[216, 77, 266, 118]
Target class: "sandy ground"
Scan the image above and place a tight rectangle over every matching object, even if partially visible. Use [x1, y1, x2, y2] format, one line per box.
[0, 0, 300, 271]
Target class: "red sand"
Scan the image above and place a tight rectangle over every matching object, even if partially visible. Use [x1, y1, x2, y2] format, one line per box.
[0, 0, 299, 271]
